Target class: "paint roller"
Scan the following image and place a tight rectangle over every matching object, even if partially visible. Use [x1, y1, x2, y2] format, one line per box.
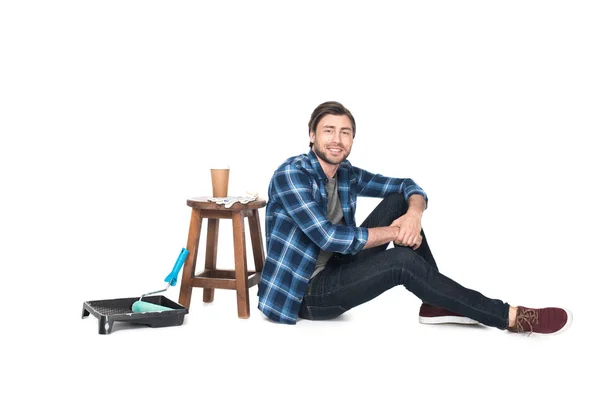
[132, 248, 189, 313]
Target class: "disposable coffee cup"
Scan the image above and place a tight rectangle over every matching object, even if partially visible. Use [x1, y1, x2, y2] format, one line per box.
[210, 165, 230, 197]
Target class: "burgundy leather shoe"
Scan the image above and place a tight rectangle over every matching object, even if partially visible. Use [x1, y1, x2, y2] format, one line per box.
[419, 303, 479, 325]
[507, 306, 573, 335]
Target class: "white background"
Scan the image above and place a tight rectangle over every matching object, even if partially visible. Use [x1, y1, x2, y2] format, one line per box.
[1, 1, 598, 399]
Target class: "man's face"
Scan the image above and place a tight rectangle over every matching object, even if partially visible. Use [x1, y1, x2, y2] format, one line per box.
[310, 114, 354, 166]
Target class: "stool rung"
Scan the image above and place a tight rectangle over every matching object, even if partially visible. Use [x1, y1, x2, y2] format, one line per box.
[191, 270, 261, 290]
[191, 276, 236, 290]
[196, 269, 236, 279]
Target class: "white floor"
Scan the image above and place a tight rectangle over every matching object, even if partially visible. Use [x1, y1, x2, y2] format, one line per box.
[14, 252, 594, 400]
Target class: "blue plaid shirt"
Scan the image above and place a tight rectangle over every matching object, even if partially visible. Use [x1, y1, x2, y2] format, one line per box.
[257, 150, 428, 324]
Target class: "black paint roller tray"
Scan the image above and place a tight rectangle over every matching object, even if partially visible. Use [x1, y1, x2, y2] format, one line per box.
[81, 295, 188, 334]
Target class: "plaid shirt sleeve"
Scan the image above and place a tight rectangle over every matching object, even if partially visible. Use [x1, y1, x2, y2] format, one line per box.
[271, 164, 368, 255]
[353, 166, 428, 206]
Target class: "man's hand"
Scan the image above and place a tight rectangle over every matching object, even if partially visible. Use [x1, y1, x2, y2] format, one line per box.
[396, 233, 422, 250]
[391, 211, 423, 250]
[391, 194, 426, 250]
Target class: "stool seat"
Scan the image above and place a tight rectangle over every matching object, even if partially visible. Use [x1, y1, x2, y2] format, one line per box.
[187, 197, 266, 210]
[178, 197, 266, 318]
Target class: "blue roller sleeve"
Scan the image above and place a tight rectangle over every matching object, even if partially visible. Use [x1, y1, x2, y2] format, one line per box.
[132, 300, 174, 313]
[163, 248, 189, 286]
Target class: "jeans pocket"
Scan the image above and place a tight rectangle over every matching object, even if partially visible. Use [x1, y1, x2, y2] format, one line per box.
[305, 305, 347, 320]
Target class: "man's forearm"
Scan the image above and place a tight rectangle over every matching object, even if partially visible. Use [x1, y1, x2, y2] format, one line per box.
[407, 194, 426, 217]
[361, 195, 426, 250]
[364, 226, 400, 249]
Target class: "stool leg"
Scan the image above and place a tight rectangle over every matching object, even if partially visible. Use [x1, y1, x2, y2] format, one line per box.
[248, 209, 265, 273]
[232, 212, 250, 318]
[178, 208, 202, 309]
[203, 219, 219, 303]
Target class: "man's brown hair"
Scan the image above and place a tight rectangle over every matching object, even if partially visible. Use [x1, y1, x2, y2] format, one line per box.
[308, 101, 356, 148]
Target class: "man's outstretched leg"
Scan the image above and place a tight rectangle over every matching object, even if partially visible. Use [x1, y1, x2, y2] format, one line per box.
[302, 243, 573, 334]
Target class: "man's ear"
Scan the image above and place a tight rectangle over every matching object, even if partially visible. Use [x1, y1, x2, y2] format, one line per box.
[309, 131, 315, 144]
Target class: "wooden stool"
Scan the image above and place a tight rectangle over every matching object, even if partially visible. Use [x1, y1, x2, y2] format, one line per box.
[178, 197, 266, 318]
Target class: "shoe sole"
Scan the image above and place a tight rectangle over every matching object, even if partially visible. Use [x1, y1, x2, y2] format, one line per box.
[419, 315, 480, 325]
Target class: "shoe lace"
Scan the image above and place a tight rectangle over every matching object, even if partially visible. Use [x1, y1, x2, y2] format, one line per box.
[515, 308, 539, 336]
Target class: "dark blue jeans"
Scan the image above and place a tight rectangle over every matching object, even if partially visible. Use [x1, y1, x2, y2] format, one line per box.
[299, 193, 510, 329]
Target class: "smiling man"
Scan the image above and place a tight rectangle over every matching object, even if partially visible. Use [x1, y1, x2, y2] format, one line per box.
[257, 101, 572, 335]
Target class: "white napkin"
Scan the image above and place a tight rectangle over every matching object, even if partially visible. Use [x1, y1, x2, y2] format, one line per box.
[207, 192, 259, 208]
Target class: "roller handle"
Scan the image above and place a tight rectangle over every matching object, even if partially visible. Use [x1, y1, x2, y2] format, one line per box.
[163, 248, 189, 286]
